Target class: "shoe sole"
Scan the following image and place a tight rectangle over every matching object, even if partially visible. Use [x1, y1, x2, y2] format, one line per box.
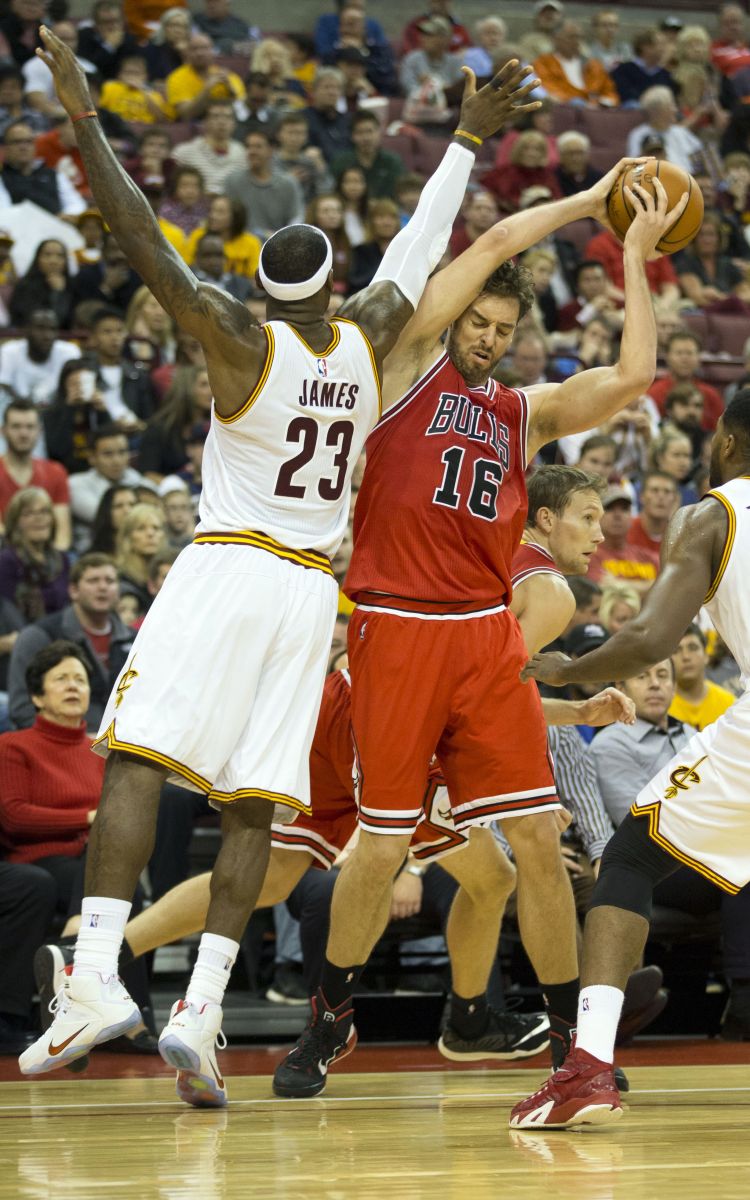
[159, 1035, 227, 1109]
[264, 988, 309, 1006]
[20, 1010, 141, 1076]
[272, 1026, 358, 1099]
[511, 1103, 623, 1130]
[437, 1033, 551, 1062]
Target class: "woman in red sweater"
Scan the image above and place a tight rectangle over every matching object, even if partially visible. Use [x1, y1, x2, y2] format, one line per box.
[0, 640, 154, 1047]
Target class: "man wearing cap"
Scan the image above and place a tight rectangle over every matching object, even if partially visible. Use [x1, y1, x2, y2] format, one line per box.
[563, 621, 613, 742]
[402, 1, 471, 56]
[612, 28, 674, 107]
[534, 20, 619, 107]
[331, 109, 403, 200]
[519, 1, 565, 63]
[399, 15, 465, 97]
[588, 487, 659, 593]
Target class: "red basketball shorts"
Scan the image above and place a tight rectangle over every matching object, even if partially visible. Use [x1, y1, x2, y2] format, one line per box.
[348, 603, 559, 835]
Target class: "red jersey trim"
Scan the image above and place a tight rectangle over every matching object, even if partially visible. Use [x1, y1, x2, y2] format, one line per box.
[377, 350, 448, 428]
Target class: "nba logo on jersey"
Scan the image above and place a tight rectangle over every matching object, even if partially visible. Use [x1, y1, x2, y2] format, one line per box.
[316, 358, 328, 378]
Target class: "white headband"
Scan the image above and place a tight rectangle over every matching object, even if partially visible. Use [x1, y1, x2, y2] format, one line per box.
[258, 226, 333, 301]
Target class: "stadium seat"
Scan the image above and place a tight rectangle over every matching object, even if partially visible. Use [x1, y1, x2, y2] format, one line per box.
[681, 311, 712, 353]
[708, 313, 750, 358]
[382, 131, 421, 172]
[556, 217, 599, 256]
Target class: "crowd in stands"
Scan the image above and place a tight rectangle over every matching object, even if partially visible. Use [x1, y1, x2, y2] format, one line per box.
[1, 0, 750, 1051]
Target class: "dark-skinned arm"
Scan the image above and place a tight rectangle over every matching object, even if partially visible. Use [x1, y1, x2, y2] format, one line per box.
[522, 498, 729, 686]
[36, 27, 263, 376]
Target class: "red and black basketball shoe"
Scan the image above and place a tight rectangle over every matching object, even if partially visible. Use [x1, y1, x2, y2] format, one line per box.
[509, 1041, 623, 1130]
[272, 988, 357, 1098]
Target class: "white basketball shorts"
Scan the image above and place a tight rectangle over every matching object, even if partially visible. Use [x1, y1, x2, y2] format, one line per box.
[632, 690, 750, 894]
[93, 539, 338, 822]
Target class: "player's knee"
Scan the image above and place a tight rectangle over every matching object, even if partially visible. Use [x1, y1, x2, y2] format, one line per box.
[355, 830, 411, 879]
[459, 831, 516, 903]
[503, 811, 561, 870]
[221, 796, 275, 833]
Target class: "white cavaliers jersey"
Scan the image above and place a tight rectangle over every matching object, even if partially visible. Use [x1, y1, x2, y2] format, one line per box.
[705, 476, 750, 687]
[197, 317, 381, 559]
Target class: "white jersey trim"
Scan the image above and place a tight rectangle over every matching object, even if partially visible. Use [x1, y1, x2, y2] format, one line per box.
[376, 350, 448, 428]
[355, 601, 508, 621]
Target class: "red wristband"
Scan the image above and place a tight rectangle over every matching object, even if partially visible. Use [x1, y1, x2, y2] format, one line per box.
[72, 110, 97, 124]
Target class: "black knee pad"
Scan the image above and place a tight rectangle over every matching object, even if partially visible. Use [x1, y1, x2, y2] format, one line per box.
[590, 813, 680, 922]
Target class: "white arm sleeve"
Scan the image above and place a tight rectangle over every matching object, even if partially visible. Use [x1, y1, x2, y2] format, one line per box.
[371, 141, 475, 309]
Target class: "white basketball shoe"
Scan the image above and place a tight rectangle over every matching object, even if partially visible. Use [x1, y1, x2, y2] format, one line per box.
[19, 970, 141, 1075]
[158, 999, 228, 1108]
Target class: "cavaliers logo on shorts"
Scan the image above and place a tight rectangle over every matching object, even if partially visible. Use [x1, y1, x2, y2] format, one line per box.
[663, 756, 707, 801]
[114, 658, 139, 709]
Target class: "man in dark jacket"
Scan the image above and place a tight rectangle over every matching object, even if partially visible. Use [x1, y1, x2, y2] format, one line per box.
[8, 553, 134, 731]
[70, 233, 141, 315]
[86, 305, 156, 423]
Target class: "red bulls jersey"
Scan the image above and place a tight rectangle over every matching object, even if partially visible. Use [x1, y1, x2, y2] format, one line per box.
[511, 541, 565, 590]
[345, 351, 530, 611]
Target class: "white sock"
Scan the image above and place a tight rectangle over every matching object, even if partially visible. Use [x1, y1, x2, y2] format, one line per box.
[73, 897, 132, 980]
[575, 985, 624, 1064]
[185, 933, 239, 1009]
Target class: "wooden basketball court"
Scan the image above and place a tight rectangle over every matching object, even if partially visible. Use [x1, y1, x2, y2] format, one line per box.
[3, 1046, 750, 1199]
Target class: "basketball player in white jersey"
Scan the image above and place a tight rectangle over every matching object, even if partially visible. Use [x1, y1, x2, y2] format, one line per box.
[511, 389, 750, 1129]
[21, 30, 540, 1102]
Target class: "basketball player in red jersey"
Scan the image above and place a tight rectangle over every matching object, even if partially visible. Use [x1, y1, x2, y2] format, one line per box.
[273, 177, 685, 1098]
[274, 177, 679, 1098]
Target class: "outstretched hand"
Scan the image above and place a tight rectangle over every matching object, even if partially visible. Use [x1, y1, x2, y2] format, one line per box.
[521, 651, 573, 687]
[36, 25, 94, 119]
[577, 686, 636, 728]
[457, 59, 541, 143]
[623, 177, 689, 261]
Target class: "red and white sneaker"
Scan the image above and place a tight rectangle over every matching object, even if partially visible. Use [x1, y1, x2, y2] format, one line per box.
[509, 1043, 623, 1130]
[159, 999, 227, 1108]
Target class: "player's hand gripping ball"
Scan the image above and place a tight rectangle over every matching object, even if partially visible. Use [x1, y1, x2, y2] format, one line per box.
[606, 158, 704, 254]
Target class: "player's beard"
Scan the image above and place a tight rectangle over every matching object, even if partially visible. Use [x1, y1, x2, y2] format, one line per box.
[447, 344, 497, 389]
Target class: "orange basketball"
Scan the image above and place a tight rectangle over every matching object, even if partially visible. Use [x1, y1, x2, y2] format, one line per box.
[606, 158, 704, 254]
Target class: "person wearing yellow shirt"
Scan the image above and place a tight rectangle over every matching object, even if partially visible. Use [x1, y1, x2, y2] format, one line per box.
[184, 194, 260, 278]
[166, 32, 245, 121]
[99, 55, 173, 124]
[669, 623, 736, 731]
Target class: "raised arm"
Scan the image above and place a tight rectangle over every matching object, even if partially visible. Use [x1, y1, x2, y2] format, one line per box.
[393, 157, 647, 358]
[525, 179, 689, 461]
[522, 499, 729, 688]
[338, 60, 540, 375]
[37, 28, 264, 404]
